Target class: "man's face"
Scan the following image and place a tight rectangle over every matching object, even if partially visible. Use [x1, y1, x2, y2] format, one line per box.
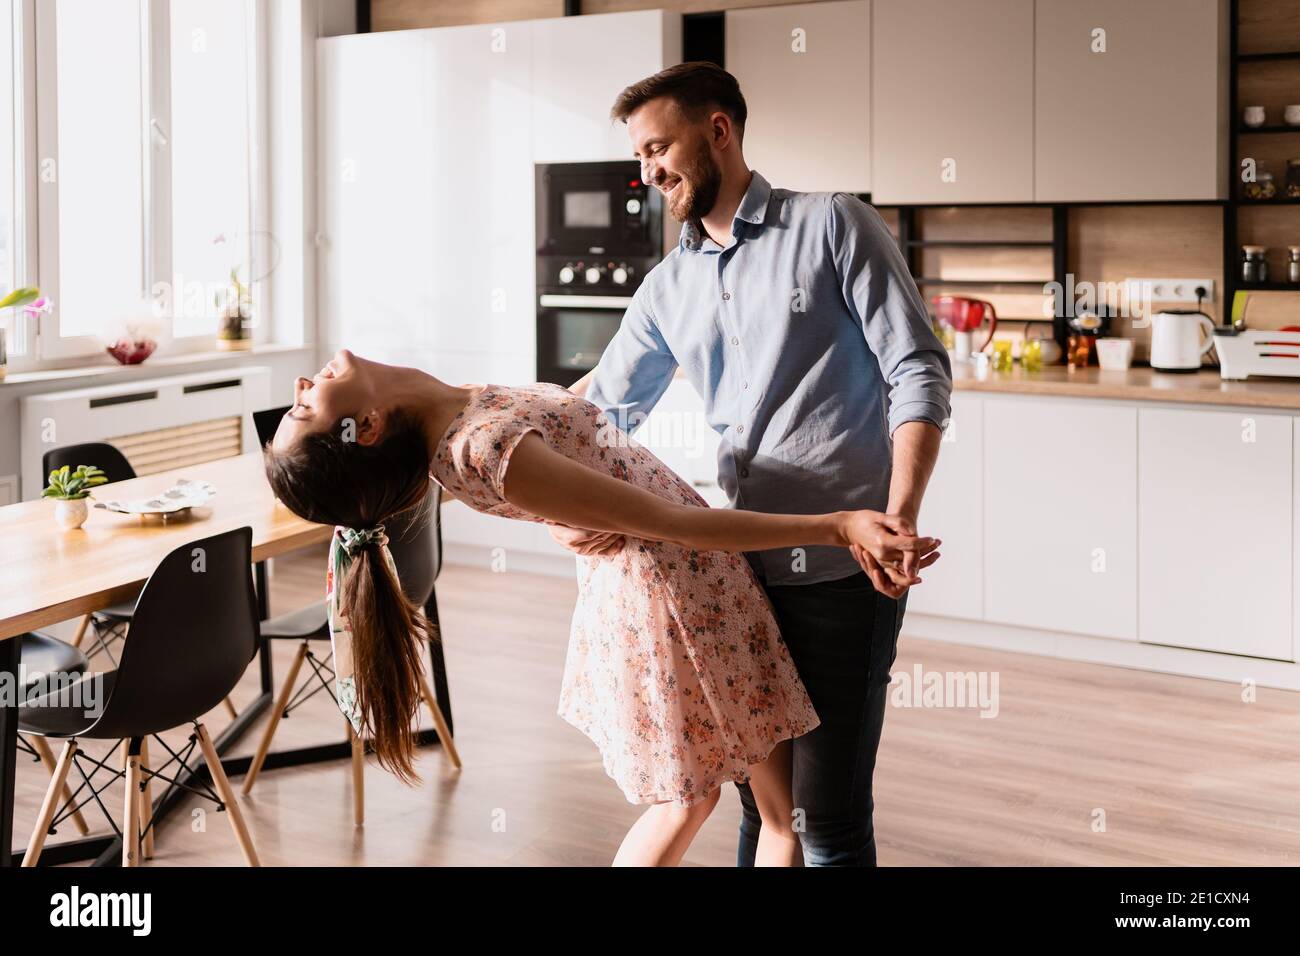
[627, 97, 722, 224]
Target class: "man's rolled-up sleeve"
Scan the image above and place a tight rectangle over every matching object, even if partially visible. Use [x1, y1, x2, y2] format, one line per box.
[585, 283, 678, 436]
[828, 192, 953, 436]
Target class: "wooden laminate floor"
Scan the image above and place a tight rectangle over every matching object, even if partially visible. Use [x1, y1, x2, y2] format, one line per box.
[16, 545, 1300, 866]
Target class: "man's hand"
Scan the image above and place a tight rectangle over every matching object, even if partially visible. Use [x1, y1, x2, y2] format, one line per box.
[841, 510, 940, 599]
[547, 524, 625, 558]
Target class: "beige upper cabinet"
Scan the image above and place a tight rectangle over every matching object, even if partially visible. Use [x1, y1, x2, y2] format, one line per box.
[871, 0, 1034, 204]
[1035, 0, 1228, 202]
[725, 0, 871, 193]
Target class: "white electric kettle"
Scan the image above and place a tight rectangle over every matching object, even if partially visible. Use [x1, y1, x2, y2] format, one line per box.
[1150, 309, 1215, 372]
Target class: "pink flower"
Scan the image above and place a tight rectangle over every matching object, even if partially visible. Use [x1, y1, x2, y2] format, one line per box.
[23, 296, 52, 317]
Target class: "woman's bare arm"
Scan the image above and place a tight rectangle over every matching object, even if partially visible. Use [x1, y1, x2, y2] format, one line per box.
[503, 432, 937, 568]
[567, 369, 595, 399]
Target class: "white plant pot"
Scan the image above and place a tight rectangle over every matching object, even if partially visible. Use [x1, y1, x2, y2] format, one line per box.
[54, 498, 88, 530]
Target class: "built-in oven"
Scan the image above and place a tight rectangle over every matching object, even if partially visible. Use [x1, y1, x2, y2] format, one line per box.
[535, 160, 664, 385]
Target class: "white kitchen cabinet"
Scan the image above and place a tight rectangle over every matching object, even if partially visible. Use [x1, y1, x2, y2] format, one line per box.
[531, 11, 682, 163]
[983, 398, 1137, 640]
[907, 393, 983, 619]
[317, 32, 437, 358]
[1034, 0, 1228, 202]
[317, 26, 534, 368]
[725, 0, 870, 193]
[871, 0, 1034, 203]
[1139, 407, 1292, 660]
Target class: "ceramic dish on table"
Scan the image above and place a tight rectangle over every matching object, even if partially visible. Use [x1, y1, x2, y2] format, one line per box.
[93, 479, 216, 519]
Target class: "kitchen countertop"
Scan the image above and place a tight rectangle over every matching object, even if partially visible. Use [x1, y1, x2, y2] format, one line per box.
[951, 362, 1300, 411]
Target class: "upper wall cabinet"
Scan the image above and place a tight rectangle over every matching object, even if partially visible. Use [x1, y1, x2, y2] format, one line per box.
[531, 11, 682, 163]
[318, 32, 438, 358]
[318, 27, 535, 368]
[726, 0, 871, 193]
[871, 0, 1034, 203]
[1034, 0, 1228, 202]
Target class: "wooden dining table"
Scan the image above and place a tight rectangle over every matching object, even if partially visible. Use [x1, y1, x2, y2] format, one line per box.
[0, 452, 453, 866]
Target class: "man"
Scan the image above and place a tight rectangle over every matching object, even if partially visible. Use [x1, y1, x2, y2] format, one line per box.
[555, 62, 953, 866]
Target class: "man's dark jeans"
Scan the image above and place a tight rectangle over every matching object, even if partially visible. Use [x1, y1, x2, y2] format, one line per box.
[735, 571, 906, 867]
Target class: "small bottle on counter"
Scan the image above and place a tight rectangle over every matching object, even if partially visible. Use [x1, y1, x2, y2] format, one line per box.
[1290, 246, 1300, 284]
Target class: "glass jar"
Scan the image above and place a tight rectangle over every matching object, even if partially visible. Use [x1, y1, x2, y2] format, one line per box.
[1242, 245, 1269, 284]
[1287, 159, 1300, 200]
[1067, 333, 1093, 369]
[991, 339, 1013, 372]
[1289, 246, 1300, 284]
[1243, 169, 1277, 201]
[1021, 338, 1043, 373]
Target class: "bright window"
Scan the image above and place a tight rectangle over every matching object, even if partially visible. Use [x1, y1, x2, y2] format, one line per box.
[54, 0, 147, 340]
[0, 0, 21, 356]
[5, 0, 266, 367]
[169, 0, 252, 339]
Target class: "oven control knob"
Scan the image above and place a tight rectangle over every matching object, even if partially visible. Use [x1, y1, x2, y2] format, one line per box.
[625, 198, 642, 215]
[585, 266, 602, 284]
[558, 265, 575, 284]
[611, 266, 629, 285]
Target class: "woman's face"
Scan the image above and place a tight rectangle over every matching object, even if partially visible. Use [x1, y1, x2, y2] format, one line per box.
[271, 349, 386, 451]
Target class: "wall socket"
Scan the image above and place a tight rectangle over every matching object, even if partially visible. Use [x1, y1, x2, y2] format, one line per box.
[1124, 278, 1215, 304]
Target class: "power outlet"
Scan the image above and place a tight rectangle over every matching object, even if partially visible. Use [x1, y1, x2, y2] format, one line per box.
[1125, 277, 1215, 304]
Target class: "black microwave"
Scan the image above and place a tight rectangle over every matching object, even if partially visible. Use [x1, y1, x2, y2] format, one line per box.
[536, 160, 663, 259]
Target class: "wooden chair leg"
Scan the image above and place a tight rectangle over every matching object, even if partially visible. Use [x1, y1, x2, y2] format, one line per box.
[348, 719, 365, 826]
[71, 613, 93, 649]
[122, 741, 142, 867]
[22, 740, 78, 867]
[241, 641, 309, 795]
[28, 734, 90, 836]
[139, 737, 155, 860]
[417, 672, 462, 770]
[221, 696, 239, 720]
[194, 723, 260, 866]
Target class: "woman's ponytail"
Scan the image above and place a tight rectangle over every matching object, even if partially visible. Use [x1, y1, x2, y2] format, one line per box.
[342, 536, 429, 785]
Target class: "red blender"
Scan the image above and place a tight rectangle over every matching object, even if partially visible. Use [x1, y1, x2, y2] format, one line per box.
[932, 295, 997, 362]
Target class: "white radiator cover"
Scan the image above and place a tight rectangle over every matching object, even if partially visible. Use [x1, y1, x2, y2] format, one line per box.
[19, 366, 271, 499]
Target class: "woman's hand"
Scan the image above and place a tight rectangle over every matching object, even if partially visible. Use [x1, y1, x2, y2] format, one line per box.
[548, 524, 625, 557]
[839, 511, 940, 599]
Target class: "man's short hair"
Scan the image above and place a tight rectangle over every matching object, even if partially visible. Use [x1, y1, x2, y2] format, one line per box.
[610, 61, 747, 140]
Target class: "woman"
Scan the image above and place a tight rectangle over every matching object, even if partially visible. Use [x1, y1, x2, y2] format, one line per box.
[265, 349, 937, 866]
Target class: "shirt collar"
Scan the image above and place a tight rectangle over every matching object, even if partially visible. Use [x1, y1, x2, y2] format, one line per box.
[678, 170, 773, 252]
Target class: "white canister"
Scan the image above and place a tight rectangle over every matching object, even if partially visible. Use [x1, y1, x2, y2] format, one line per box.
[1243, 105, 1267, 127]
[1095, 338, 1134, 371]
[1285, 104, 1300, 126]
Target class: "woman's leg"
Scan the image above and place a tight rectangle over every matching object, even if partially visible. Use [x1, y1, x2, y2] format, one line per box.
[612, 787, 721, 867]
[745, 740, 803, 867]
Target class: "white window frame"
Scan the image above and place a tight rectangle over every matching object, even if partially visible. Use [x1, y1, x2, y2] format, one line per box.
[8, 0, 268, 371]
[3, 0, 38, 371]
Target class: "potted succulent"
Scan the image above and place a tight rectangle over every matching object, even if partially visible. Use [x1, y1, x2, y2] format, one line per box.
[0, 286, 50, 381]
[43, 464, 108, 530]
[216, 266, 252, 350]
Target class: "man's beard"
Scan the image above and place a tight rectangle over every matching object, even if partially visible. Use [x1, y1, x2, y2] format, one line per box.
[665, 142, 722, 224]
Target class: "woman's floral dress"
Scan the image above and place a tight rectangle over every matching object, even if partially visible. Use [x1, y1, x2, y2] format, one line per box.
[430, 382, 819, 806]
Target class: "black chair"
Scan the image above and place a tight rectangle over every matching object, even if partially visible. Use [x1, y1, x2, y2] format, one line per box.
[20, 528, 262, 867]
[42, 443, 139, 665]
[241, 485, 459, 824]
[16, 633, 93, 837]
[251, 405, 291, 448]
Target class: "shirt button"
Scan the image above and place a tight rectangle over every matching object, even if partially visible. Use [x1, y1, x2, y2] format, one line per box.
[742, 381, 749, 390]
[740, 467, 750, 478]
[722, 291, 731, 300]
[736, 425, 744, 434]
[731, 336, 739, 346]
